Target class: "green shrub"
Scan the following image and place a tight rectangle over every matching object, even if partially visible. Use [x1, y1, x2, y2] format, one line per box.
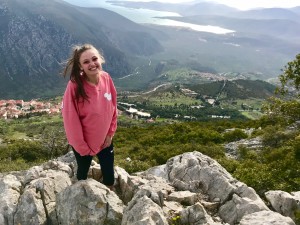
[0, 158, 43, 173]
[116, 159, 156, 174]
[8, 139, 45, 162]
[233, 160, 275, 195]
[223, 129, 248, 142]
[293, 139, 300, 161]
[261, 126, 295, 148]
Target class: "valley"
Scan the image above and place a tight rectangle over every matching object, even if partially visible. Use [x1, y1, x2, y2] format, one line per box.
[118, 79, 273, 122]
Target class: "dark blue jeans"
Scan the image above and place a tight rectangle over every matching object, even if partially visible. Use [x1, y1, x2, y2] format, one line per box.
[72, 143, 115, 186]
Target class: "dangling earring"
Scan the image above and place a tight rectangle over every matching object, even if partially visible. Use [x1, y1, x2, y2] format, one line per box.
[80, 70, 84, 76]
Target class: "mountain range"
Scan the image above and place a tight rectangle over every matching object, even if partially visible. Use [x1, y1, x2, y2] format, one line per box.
[0, 0, 300, 100]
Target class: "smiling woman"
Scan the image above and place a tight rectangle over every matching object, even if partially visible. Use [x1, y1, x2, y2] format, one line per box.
[61, 44, 118, 190]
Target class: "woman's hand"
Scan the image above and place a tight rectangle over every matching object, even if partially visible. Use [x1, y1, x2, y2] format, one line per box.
[101, 135, 112, 149]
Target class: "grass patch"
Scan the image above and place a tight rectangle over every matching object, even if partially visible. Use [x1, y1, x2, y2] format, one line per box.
[10, 131, 27, 140]
[241, 111, 264, 120]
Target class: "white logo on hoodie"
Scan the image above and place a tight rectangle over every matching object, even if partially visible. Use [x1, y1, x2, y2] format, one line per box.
[104, 93, 112, 101]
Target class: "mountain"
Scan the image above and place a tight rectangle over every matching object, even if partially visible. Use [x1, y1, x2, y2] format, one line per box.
[164, 15, 300, 44]
[114, 1, 300, 44]
[232, 8, 300, 21]
[183, 2, 238, 16]
[0, 0, 163, 100]
[101, 1, 300, 78]
[108, 0, 239, 16]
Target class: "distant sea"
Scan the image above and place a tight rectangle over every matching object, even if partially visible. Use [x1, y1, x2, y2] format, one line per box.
[63, 0, 234, 34]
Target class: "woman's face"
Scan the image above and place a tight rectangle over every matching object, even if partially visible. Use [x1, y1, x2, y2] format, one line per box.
[79, 48, 102, 79]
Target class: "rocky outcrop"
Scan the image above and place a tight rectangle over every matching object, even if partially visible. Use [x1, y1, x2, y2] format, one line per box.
[57, 179, 124, 225]
[265, 190, 300, 221]
[224, 137, 262, 158]
[0, 151, 297, 225]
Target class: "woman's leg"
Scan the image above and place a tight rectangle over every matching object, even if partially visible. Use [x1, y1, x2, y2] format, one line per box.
[72, 147, 93, 180]
[96, 143, 115, 187]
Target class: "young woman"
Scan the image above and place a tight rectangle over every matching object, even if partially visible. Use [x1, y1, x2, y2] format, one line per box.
[61, 44, 117, 189]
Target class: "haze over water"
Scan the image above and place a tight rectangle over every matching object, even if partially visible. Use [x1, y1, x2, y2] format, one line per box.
[63, 0, 235, 34]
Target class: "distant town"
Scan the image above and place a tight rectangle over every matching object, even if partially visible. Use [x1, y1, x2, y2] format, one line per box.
[0, 99, 61, 119]
[0, 99, 152, 121]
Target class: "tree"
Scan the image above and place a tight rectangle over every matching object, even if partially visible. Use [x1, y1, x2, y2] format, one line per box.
[276, 54, 300, 96]
[263, 54, 300, 123]
[262, 97, 300, 124]
[40, 126, 68, 159]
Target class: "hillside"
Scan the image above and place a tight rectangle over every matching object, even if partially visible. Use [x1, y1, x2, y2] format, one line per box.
[188, 79, 276, 99]
[0, 0, 162, 100]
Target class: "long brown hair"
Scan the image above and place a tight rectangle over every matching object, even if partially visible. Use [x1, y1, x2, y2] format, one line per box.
[62, 44, 105, 101]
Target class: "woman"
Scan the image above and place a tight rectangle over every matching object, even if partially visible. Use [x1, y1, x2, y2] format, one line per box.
[61, 44, 117, 189]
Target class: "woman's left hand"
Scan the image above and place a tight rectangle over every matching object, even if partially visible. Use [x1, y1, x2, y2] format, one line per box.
[101, 135, 112, 149]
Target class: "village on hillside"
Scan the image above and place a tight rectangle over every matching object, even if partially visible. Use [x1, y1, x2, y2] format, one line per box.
[0, 99, 61, 119]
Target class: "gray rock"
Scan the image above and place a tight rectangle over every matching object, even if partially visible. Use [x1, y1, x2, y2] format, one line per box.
[14, 170, 72, 225]
[56, 179, 124, 225]
[0, 174, 22, 225]
[180, 202, 223, 225]
[239, 210, 295, 225]
[167, 191, 198, 205]
[122, 195, 168, 225]
[265, 190, 300, 220]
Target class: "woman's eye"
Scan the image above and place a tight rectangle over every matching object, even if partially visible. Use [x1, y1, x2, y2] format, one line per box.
[92, 57, 98, 61]
[83, 61, 89, 64]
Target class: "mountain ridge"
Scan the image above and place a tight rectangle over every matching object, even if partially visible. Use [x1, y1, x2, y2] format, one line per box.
[0, 0, 162, 100]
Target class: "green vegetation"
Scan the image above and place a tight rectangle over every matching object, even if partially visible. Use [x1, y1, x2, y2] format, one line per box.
[119, 79, 274, 121]
[0, 115, 68, 172]
[1, 114, 299, 196]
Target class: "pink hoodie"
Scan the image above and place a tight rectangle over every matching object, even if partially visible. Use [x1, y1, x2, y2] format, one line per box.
[62, 71, 117, 156]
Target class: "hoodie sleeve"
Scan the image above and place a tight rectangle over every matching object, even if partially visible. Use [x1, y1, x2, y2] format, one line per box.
[107, 76, 118, 137]
[62, 81, 91, 156]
